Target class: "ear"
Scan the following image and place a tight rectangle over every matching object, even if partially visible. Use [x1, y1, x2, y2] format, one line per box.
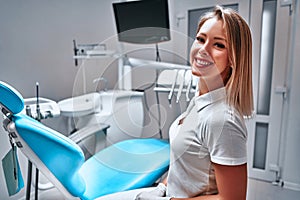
[227, 57, 233, 68]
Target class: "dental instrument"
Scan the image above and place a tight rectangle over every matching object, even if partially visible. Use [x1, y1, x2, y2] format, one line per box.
[35, 82, 41, 122]
[185, 72, 193, 102]
[153, 69, 196, 102]
[176, 70, 186, 103]
[168, 70, 178, 105]
[0, 81, 170, 200]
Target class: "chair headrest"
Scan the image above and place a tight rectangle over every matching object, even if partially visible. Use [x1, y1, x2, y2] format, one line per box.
[0, 81, 24, 114]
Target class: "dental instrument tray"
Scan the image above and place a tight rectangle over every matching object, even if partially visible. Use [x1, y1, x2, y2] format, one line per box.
[22, 97, 60, 120]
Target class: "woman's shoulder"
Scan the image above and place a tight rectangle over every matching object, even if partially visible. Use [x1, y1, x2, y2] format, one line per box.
[205, 101, 246, 129]
[201, 102, 247, 144]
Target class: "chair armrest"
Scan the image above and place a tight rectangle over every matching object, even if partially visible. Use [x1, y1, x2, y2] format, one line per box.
[68, 123, 110, 144]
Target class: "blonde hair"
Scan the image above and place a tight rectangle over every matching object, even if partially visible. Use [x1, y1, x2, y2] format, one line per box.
[197, 5, 254, 117]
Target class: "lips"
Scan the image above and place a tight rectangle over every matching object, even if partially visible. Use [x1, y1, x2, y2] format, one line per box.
[193, 58, 213, 68]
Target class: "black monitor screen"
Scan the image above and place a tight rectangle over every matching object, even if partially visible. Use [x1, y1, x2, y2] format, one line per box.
[113, 0, 171, 44]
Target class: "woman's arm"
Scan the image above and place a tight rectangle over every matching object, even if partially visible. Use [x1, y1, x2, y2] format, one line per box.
[171, 163, 247, 200]
[162, 177, 168, 186]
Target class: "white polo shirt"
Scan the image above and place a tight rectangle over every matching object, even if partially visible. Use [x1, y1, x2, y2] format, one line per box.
[166, 87, 247, 198]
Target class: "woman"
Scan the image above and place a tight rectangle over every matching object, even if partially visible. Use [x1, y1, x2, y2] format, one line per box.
[98, 5, 253, 200]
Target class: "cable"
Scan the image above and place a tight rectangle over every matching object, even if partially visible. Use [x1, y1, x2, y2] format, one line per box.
[156, 43, 161, 62]
[155, 43, 163, 139]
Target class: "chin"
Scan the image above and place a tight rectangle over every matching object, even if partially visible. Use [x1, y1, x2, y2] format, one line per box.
[191, 69, 201, 77]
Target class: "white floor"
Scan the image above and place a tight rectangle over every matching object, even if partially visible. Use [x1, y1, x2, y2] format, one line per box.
[247, 178, 300, 200]
[33, 178, 300, 200]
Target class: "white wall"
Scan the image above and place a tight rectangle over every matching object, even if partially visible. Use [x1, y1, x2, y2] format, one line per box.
[0, 0, 120, 100]
[0, 1, 119, 199]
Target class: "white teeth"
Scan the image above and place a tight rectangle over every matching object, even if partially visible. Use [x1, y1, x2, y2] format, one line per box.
[196, 59, 211, 66]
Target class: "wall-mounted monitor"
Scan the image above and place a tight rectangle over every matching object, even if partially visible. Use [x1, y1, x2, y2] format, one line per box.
[112, 0, 171, 44]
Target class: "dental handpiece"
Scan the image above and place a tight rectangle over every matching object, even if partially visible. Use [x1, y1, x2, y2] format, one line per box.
[176, 70, 186, 103]
[36, 82, 41, 121]
[186, 74, 192, 102]
[168, 70, 178, 105]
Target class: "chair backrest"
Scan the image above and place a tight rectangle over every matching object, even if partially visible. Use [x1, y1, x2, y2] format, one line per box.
[0, 81, 86, 199]
[0, 81, 24, 115]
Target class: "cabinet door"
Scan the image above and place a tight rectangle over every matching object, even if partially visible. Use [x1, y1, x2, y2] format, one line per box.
[247, 0, 292, 182]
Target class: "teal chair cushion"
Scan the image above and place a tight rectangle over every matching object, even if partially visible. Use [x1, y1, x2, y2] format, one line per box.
[80, 138, 170, 200]
[13, 113, 86, 197]
[0, 81, 24, 114]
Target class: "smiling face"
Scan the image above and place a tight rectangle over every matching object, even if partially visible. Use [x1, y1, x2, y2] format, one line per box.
[190, 17, 231, 84]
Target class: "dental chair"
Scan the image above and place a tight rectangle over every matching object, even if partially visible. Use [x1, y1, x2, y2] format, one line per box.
[0, 81, 170, 200]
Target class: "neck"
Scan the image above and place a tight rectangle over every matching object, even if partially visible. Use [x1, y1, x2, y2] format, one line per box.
[198, 67, 231, 96]
[198, 77, 225, 96]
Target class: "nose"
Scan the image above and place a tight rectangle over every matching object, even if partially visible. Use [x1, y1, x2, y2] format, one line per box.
[198, 43, 209, 56]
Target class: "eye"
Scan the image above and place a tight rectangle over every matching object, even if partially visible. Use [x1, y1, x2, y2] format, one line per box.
[196, 36, 205, 43]
[214, 42, 226, 49]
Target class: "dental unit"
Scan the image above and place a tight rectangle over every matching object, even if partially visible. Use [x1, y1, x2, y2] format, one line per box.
[126, 57, 197, 103]
[0, 81, 170, 200]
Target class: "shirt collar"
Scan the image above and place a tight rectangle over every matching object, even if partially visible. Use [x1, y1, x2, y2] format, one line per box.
[194, 87, 227, 112]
